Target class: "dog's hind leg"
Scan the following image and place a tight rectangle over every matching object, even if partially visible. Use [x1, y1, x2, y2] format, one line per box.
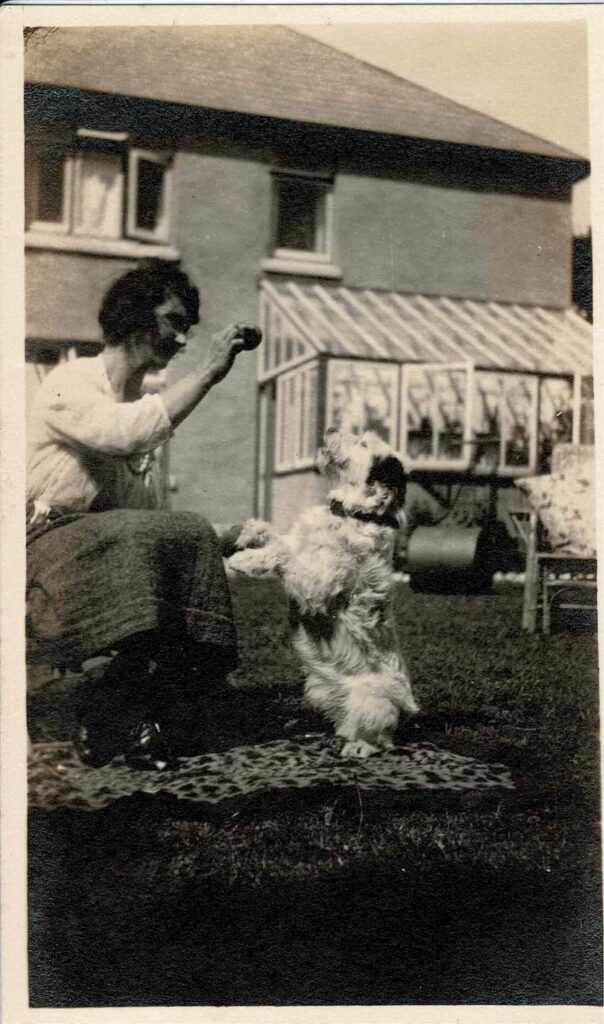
[336, 677, 400, 759]
[382, 648, 420, 718]
[392, 664, 420, 717]
[303, 673, 343, 723]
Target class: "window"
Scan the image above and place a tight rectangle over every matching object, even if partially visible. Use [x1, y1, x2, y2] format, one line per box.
[72, 151, 124, 239]
[327, 360, 399, 446]
[275, 362, 319, 471]
[472, 372, 538, 476]
[127, 149, 172, 243]
[258, 288, 318, 380]
[25, 146, 73, 234]
[25, 131, 173, 246]
[401, 363, 473, 471]
[272, 172, 333, 262]
[539, 376, 573, 472]
[577, 375, 595, 446]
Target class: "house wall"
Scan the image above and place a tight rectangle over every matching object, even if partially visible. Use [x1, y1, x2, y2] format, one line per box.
[335, 174, 572, 308]
[26, 252, 133, 342]
[25, 148, 272, 523]
[165, 150, 270, 521]
[271, 471, 328, 532]
[25, 113, 576, 526]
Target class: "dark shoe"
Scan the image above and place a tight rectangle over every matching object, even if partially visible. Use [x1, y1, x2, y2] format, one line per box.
[124, 720, 178, 771]
[74, 719, 122, 769]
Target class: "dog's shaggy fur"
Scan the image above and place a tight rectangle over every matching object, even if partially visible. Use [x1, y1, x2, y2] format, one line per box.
[229, 429, 419, 758]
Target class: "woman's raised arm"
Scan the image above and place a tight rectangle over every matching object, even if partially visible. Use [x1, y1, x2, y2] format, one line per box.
[161, 322, 251, 428]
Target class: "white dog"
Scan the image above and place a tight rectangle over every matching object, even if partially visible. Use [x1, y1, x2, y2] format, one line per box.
[229, 428, 419, 758]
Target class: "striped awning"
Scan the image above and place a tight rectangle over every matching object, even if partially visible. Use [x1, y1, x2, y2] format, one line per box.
[261, 279, 593, 376]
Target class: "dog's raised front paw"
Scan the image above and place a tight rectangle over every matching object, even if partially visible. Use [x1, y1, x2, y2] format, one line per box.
[235, 518, 274, 550]
[340, 738, 380, 760]
[228, 549, 260, 575]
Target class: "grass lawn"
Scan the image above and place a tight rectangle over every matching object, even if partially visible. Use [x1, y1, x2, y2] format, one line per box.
[28, 580, 602, 1006]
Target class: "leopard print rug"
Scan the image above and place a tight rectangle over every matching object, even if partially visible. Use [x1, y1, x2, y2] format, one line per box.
[29, 734, 513, 813]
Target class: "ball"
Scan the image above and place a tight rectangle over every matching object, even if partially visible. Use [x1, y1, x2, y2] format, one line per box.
[240, 326, 263, 350]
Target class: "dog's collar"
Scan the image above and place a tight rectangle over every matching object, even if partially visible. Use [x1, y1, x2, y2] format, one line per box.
[329, 500, 399, 531]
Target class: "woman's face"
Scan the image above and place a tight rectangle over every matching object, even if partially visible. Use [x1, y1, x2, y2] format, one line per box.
[139, 292, 196, 370]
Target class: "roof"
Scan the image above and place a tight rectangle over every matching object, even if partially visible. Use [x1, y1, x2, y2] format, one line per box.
[261, 280, 593, 376]
[25, 26, 582, 161]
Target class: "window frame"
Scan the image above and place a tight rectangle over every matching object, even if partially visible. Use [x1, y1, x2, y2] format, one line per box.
[271, 170, 334, 265]
[26, 146, 74, 236]
[275, 360, 320, 473]
[538, 374, 574, 471]
[400, 361, 474, 472]
[472, 370, 539, 478]
[574, 373, 595, 446]
[126, 148, 173, 244]
[257, 286, 317, 382]
[326, 357, 400, 449]
[25, 132, 175, 251]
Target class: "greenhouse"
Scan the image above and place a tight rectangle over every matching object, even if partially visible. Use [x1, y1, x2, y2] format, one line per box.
[256, 279, 593, 526]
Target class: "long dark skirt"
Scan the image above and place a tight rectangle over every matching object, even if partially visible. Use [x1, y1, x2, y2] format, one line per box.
[26, 509, 237, 672]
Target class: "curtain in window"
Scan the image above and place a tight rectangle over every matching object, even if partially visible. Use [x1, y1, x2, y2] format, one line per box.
[73, 153, 123, 238]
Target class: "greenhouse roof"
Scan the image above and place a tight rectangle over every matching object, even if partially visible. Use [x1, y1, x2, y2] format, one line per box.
[261, 280, 593, 377]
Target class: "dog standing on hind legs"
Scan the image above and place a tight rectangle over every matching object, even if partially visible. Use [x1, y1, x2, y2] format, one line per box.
[229, 428, 419, 758]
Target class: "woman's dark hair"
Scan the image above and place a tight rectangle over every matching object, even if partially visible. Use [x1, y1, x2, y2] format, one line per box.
[99, 260, 200, 345]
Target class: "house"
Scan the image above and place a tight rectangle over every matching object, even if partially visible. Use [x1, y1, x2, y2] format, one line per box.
[24, 26, 593, 531]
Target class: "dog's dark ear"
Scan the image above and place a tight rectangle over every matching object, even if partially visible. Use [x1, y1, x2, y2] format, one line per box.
[367, 455, 407, 511]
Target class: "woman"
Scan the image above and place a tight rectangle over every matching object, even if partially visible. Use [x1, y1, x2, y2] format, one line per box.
[27, 260, 259, 769]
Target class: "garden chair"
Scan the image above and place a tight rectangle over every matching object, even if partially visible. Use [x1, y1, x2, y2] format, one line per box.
[510, 509, 597, 634]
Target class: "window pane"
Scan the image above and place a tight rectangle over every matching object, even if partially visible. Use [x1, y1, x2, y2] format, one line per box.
[304, 365, 318, 460]
[279, 375, 298, 467]
[473, 372, 502, 473]
[136, 158, 166, 232]
[35, 151, 65, 223]
[405, 366, 434, 460]
[580, 375, 595, 446]
[74, 153, 123, 238]
[328, 361, 397, 445]
[297, 371, 306, 461]
[435, 368, 466, 461]
[539, 377, 573, 471]
[404, 365, 468, 465]
[502, 376, 533, 468]
[276, 179, 320, 252]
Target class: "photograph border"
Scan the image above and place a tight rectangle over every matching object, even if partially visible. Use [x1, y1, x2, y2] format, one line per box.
[2, 4, 603, 1022]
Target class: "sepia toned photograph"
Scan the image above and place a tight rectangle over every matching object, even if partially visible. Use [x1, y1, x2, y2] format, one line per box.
[13, 6, 601, 1014]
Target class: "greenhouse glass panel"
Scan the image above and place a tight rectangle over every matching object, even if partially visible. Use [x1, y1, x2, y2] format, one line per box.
[326, 360, 399, 445]
[580, 376, 595, 446]
[401, 363, 472, 470]
[501, 375, 536, 470]
[302, 363, 319, 461]
[539, 377, 573, 471]
[275, 361, 320, 471]
[277, 373, 299, 470]
[473, 372, 538, 475]
[472, 372, 501, 474]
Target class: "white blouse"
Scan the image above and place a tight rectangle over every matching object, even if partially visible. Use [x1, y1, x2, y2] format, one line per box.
[27, 353, 173, 517]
